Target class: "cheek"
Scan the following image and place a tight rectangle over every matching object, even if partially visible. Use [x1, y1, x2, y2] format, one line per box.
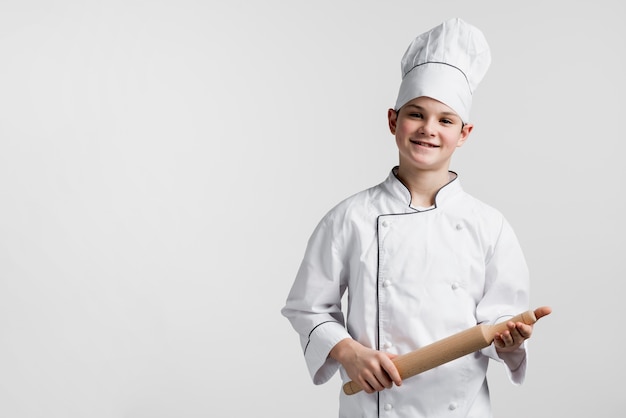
[442, 134, 462, 148]
[395, 121, 414, 136]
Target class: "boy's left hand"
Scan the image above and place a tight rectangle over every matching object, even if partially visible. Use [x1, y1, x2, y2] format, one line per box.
[493, 321, 532, 353]
[494, 305, 551, 353]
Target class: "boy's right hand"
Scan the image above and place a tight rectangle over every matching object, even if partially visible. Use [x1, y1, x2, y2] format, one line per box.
[329, 338, 402, 394]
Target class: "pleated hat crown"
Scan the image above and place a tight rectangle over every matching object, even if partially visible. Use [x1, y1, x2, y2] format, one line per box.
[394, 18, 491, 122]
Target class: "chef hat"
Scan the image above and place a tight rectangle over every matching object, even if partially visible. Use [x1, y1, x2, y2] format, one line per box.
[394, 18, 491, 122]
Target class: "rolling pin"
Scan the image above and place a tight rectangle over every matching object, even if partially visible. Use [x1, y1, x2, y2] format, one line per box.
[343, 306, 551, 395]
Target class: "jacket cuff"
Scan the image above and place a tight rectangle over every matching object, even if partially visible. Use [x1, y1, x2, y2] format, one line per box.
[481, 342, 528, 385]
[304, 321, 351, 384]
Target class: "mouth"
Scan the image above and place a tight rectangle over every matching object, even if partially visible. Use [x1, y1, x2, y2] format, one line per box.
[410, 140, 440, 148]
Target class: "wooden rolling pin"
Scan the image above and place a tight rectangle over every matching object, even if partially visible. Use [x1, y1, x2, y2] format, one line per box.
[343, 306, 552, 395]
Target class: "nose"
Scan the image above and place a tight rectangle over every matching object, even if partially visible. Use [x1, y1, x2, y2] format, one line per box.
[418, 118, 436, 136]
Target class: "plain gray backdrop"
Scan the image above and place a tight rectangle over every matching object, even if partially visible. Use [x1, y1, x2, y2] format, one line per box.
[1, 1, 623, 417]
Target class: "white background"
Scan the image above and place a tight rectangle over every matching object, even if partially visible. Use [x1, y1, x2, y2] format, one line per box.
[1, 1, 623, 417]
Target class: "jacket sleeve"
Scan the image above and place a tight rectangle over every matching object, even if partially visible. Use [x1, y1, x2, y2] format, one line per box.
[477, 215, 530, 385]
[281, 214, 351, 385]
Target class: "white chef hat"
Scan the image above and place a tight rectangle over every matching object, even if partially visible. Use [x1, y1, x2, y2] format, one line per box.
[394, 18, 491, 123]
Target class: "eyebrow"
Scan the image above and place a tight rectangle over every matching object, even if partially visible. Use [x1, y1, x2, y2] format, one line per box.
[404, 104, 458, 117]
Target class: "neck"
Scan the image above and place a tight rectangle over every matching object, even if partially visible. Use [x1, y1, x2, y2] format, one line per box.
[396, 166, 453, 207]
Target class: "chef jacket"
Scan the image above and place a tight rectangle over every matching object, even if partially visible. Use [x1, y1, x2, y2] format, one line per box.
[281, 167, 530, 418]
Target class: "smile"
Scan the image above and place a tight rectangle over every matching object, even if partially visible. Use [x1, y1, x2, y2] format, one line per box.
[411, 140, 440, 148]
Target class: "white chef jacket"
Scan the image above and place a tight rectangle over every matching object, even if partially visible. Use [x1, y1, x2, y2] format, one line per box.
[281, 167, 530, 418]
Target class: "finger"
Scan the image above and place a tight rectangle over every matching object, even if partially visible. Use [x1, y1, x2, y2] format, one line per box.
[501, 330, 513, 345]
[494, 335, 505, 348]
[381, 357, 402, 386]
[514, 323, 532, 339]
[363, 383, 377, 394]
[361, 375, 382, 393]
[372, 371, 393, 391]
[534, 306, 552, 320]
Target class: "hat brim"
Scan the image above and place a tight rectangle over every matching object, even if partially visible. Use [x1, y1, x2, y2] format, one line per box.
[395, 63, 472, 123]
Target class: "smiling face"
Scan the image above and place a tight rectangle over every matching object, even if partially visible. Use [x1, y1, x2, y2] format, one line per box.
[388, 96, 473, 176]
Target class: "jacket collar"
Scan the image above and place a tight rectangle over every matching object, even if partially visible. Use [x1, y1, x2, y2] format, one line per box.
[384, 166, 463, 210]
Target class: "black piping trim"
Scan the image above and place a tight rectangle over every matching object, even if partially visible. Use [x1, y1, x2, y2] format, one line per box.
[303, 320, 339, 355]
[375, 219, 381, 352]
[374, 171, 458, 416]
[391, 168, 459, 210]
[402, 61, 470, 90]
[375, 218, 381, 416]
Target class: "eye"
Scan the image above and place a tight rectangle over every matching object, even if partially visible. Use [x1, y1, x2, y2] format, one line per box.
[440, 118, 453, 125]
[409, 113, 423, 119]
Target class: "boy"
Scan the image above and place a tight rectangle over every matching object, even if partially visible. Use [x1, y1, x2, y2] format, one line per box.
[281, 18, 546, 417]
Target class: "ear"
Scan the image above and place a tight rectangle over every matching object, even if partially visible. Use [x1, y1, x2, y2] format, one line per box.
[387, 108, 398, 135]
[457, 123, 473, 147]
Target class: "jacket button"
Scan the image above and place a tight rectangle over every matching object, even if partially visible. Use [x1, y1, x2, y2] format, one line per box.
[449, 402, 458, 410]
[384, 403, 393, 411]
[382, 220, 389, 228]
[451, 282, 459, 290]
[383, 341, 393, 349]
[383, 280, 392, 288]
